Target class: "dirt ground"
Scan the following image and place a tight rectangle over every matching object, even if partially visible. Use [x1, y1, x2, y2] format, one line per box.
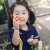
[34, 15, 50, 50]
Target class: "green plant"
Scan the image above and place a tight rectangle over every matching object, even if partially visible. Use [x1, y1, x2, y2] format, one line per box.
[2, 39, 11, 50]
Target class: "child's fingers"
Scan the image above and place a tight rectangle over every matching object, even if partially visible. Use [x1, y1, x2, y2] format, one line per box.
[27, 38, 33, 42]
[13, 20, 20, 25]
[33, 40, 35, 43]
[27, 39, 30, 42]
[13, 17, 18, 20]
[16, 20, 20, 24]
[13, 19, 20, 26]
[13, 20, 20, 29]
[27, 39, 34, 45]
[27, 40, 29, 42]
[13, 18, 18, 22]
[27, 38, 34, 44]
[27, 38, 31, 42]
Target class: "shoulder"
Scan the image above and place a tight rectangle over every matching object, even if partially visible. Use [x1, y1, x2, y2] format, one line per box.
[29, 24, 36, 30]
[31, 25, 36, 30]
[27, 22, 36, 31]
[9, 27, 14, 31]
[9, 27, 14, 34]
[30, 24, 37, 33]
[8, 27, 15, 39]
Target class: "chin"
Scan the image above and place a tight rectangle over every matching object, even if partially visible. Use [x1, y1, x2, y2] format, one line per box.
[19, 22, 26, 25]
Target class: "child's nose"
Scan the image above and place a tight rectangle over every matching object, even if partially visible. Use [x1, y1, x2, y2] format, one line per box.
[20, 15, 23, 18]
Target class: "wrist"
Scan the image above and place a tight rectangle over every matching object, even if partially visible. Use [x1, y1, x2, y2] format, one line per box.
[14, 29, 19, 33]
[14, 27, 19, 30]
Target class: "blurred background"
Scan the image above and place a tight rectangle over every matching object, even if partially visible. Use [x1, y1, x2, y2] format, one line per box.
[0, 0, 50, 50]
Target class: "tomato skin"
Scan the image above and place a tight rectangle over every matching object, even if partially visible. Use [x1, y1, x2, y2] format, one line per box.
[15, 16, 20, 21]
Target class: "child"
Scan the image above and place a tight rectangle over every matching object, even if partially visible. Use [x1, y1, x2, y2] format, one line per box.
[9, 1, 40, 50]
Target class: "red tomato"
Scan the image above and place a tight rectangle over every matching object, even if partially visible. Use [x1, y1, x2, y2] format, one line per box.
[15, 16, 20, 21]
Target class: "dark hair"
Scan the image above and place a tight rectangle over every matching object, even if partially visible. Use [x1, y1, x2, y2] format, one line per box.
[8, 1, 36, 29]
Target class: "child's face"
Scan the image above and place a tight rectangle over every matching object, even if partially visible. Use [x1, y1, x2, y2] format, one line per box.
[12, 5, 29, 25]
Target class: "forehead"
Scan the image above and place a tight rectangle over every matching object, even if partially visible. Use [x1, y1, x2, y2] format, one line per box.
[14, 5, 28, 12]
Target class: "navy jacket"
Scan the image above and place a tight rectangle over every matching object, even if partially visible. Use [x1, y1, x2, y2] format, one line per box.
[9, 22, 40, 50]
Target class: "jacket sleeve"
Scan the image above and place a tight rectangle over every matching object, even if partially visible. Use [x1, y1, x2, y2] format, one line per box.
[33, 26, 40, 41]
[9, 28, 16, 47]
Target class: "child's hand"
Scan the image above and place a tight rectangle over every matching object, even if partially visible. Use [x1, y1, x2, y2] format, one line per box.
[13, 17, 20, 30]
[27, 38, 38, 45]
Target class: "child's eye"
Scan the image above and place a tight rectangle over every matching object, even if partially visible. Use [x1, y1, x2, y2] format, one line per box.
[16, 13, 19, 15]
[23, 13, 26, 14]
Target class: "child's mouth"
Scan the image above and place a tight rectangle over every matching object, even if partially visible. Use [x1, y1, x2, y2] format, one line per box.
[20, 20, 24, 22]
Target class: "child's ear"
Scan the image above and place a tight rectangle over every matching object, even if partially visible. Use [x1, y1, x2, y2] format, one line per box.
[10, 14, 13, 18]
